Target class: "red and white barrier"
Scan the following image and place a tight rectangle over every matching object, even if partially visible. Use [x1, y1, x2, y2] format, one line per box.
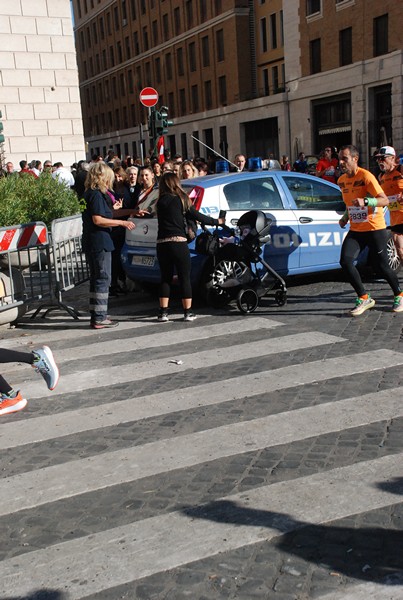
[0, 223, 48, 252]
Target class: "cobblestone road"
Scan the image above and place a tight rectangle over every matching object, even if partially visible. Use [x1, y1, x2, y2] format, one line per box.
[0, 272, 402, 600]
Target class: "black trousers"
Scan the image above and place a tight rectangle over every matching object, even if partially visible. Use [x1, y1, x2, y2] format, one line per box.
[340, 229, 401, 297]
[157, 241, 192, 299]
[0, 348, 34, 394]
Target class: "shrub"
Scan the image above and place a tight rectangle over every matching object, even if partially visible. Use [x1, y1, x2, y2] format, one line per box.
[0, 173, 83, 227]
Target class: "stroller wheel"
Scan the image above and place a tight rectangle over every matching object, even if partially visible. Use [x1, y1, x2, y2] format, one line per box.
[275, 290, 287, 306]
[237, 288, 259, 314]
[207, 287, 232, 308]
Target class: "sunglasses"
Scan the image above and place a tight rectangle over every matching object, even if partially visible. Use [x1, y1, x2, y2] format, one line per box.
[376, 156, 391, 161]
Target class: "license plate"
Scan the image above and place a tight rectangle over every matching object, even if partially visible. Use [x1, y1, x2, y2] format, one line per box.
[132, 255, 155, 267]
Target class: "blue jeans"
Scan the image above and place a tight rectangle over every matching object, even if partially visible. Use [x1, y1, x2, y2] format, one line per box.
[87, 250, 112, 322]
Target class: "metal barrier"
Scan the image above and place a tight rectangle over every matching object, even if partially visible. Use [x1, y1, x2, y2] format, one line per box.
[32, 214, 89, 320]
[0, 222, 52, 323]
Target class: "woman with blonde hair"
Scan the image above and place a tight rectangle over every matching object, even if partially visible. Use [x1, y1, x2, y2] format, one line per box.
[82, 162, 137, 329]
[180, 160, 199, 179]
[156, 172, 225, 322]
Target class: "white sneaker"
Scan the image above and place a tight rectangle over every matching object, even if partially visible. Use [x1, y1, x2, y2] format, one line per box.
[183, 312, 197, 322]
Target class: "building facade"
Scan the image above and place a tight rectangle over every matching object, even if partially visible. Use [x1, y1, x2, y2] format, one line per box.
[0, 0, 85, 167]
[72, 0, 402, 167]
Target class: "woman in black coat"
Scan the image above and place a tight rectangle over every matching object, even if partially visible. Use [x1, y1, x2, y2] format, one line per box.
[156, 172, 225, 322]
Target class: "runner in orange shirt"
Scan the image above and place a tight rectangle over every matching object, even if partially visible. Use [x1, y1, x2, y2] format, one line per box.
[338, 145, 403, 315]
[375, 146, 403, 264]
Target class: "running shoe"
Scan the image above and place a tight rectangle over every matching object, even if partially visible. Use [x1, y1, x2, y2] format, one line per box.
[183, 312, 197, 322]
[90, 319, 119, 329]
[158, 311, 169, 322]
[32, 346, 59, 390]
[393, 294, 403, 313]
[0, 391, 27, 416]
[350, 295, 375, 316]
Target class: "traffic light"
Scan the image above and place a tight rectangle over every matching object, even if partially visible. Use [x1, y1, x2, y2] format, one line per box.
[158, 106, 173, 135]
[0, 110, 4, 144]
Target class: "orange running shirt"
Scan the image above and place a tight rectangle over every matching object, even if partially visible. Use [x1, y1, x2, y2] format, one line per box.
[338, 167, 386, 232]
[380, 168, 403, 227]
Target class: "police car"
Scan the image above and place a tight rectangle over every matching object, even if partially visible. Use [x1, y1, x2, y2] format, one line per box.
[121, 171, 400, 293]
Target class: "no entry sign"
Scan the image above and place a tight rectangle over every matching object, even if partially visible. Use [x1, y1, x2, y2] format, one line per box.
[139, 87, 159, 107]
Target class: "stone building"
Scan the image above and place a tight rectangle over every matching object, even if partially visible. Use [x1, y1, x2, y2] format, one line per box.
[0, 0, 85, 168]
[72, 0, 402, 167]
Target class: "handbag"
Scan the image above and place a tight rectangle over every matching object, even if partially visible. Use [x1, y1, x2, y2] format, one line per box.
[183, 213, 197, 243]
[195, 226, 220, 256]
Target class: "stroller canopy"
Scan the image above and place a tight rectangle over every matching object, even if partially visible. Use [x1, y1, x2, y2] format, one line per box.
[237, 210, 270, 239]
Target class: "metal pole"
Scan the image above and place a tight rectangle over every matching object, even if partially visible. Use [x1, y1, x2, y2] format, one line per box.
[190, 135, 239, 171]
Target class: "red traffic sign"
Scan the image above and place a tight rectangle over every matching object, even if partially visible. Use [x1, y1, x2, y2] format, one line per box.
[139, 87, 159, 107]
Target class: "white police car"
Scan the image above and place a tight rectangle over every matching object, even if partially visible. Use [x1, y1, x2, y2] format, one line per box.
[121, 171, 400, 293]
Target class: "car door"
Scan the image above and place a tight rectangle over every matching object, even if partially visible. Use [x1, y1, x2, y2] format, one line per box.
[279, 174, 346, 270]
[219, 174, 301, 274]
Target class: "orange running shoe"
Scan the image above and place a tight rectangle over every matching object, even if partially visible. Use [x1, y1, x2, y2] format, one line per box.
[0, 391, 27, 416]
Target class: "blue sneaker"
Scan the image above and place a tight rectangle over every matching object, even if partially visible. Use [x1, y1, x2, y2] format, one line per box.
[32, 346, 59, 390]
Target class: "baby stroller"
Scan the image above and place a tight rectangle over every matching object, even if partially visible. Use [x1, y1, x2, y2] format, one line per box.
[205, 210, 287, 314]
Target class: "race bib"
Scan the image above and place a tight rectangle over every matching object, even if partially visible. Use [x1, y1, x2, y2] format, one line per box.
[348, 206, 369, 223]
[388, 194, 403, 211]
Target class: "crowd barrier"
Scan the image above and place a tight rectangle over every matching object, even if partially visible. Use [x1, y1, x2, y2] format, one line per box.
[0, 215, 89, 324]
[31, 214, 89, 320]
[0, 222, 52, 324]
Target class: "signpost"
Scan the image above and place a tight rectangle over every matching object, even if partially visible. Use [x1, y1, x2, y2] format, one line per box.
[139, 87, 159, 108]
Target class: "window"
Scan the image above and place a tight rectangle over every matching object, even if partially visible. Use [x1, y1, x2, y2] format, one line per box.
[122, 0, 127, 21]
[120, 73, 126, 96]
[279, 10, 284, 46]
[214, 0, 222, 16]
[106, 11, 111, 35]
[263, 69, 269, 95]
[102, 49, 107, 70]
[92, 22, 98, 44]
[179, 89, 186, 114]
[177, 47, 184, 76]
[200, 0, 207, 23]
[130, 0, 136, 20]
[306, 0, 321, 16]
[117, 41, 122, 63]
[189, 42, 196, 72]
[223, 178, 283, 211]
[310, 38, 321, 74]
[112, 76, 117, 100]
[270, 14, 277, 49]
[191, 85, 199, 112]
[339, 27, 352, 66]
[216, 29, 224, 61]
[128, 69, 134, 93]
[114, 6, 120, 30]
[165, 53, 172, 80]
[174, 7, 181, 35]
[162, 14, 169, 41]
[143, 27, 149, 51]
[186, 0, 193, 29]
[283, 177, 344, 211]
[152, 20, 158, 45]
[80, 31, 85, 52]
[125, 36, 131, 60]
[218, 75, 227, 105]
[260, 18, 267, 53]
[202, 36, 210, 67]
[168, 92, 175, 116]
[374, 14, 388, 57]
[155, 57, 161, 83]
[181, 133, 188, 159]
[99, 17, 104, 40]
[109, 45, 115, 67]
[133, 31, 139, 54]
[204, 80, 212, 110]
[272, 66, 279, 92]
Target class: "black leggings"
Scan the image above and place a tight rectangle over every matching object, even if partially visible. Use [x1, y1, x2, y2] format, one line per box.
[340, 229, 401, 297]
[157, 241, 192, 299]
[0, 348, 34, 394]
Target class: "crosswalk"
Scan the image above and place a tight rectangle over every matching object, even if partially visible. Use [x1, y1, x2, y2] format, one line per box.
[0, 306, 402, 599]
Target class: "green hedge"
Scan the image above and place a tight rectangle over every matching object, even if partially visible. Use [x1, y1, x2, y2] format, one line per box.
[0, 172, 83, 228]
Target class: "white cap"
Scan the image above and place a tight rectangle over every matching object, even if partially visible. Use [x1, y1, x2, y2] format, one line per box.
[375, 146, 396, 158]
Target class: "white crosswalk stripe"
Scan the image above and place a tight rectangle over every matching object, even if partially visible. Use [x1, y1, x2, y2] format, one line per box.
[0, 311, 402, 599]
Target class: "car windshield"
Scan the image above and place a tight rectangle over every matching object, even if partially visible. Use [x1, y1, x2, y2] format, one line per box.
[223, 177, 284, 211]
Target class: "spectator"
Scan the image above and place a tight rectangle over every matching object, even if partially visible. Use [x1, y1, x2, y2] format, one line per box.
[233, 153, 247, 172]
[73, 161, 90, 199]
[42, 160, 53, 173]
[293, 152, 308, 173]
[180, 160, 199, 179]
[4, 162, 15, 176]
[197, 162, 209, 176]
[280, 155, 291, 171]
[126, 166, 141, 206]
[82, 162, 136, 329]
[316, 146, 339, 183]
[19, 160, 38, 178]
[152, 160, 162, 183]
[136, 166, 159, 214]
[162, 161, 174, 173]
[52, 162, 75, 188]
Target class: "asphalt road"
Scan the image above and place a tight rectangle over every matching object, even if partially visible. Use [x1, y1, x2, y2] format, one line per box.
[0, 271, 402, 600]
